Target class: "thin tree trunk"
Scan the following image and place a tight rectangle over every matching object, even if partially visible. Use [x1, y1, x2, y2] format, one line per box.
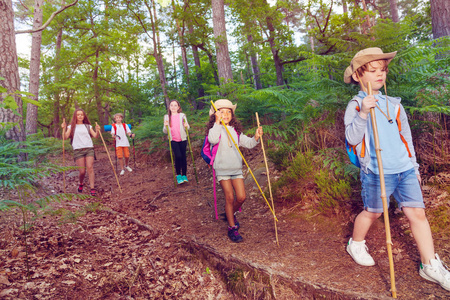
[247, 34, 262, 90]
[211, 0, 233, 83]
[266, 16, 284, 86]
[52, 28, 63, 138]
[389, 0, 399, 22]
[173, 2, 189, 84]
[93, 49, 103, 125]
[0, 0, 26, 143]
[26, 0, 45, 135]
[147, 0, 169, 107]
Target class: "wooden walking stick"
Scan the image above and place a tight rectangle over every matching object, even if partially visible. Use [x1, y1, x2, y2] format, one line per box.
[186, 128, 199, 184]
[97, 122, 122, 193]
[62, 118, 66, 194]
[366, 81, 397, 298]
[256, 112, 279, 246]
[210, 101, 278, 221]
[166, 125, 177, 188]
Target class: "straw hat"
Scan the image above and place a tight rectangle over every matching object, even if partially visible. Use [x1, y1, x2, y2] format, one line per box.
[209, 99, 237, 116]
[344, 47, 397, 83]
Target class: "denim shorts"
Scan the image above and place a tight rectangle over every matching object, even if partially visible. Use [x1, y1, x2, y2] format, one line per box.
[361, 168, 425, 213]
[216, 174, 244, 182]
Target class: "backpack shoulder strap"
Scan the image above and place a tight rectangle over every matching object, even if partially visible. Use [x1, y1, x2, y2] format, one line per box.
[394, 104, 412, 157]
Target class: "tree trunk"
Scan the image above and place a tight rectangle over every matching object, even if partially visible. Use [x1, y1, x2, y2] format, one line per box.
[25, 0, 45, 135]
[147, 0, 169, 108]
[93, 50, 103, 125]
[389, 0, 399, 22]
[173, 3, 189, 84]
[247, 34, 262, 90]
[52, 28, 63, 138]
[430, 0, 450, 39]
[211, 0, 233, 83]
[342, 0, 347, 13]
[266, 16, 284, 86]
[0, 0, 26, 143]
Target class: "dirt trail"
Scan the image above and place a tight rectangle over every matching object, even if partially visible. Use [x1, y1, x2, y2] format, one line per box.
[1, 143, 449, 299]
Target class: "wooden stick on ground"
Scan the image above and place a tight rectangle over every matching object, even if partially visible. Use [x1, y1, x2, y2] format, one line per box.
[62, 118, 66, 193]
[256, 112, 279, 246]
[96, 122, 122, 193]
[366, 81, 397, 298]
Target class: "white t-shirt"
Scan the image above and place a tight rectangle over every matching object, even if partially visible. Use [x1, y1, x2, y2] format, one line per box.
[111, 123, 131, 147]
[68, 124, 94, 150]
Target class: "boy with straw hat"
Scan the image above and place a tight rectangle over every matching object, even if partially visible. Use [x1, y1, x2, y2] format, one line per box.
[344, 47, 450, 291]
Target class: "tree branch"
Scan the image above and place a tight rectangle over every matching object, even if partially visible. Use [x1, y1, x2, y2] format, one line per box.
[15, 0, 79, 34]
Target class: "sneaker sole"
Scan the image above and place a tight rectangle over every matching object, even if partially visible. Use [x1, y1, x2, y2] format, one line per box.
[419, 269, 450, 291]
[346, 246, 376, 266]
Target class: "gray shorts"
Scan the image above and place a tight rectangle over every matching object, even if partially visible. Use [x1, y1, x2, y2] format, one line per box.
[73, 148, 95, 161]
[216, 174, 244, 182]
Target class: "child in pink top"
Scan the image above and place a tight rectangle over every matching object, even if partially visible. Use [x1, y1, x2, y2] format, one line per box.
[163, 100, 190, 184]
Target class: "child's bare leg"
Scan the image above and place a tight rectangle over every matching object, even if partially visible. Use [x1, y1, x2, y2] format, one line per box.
[75, 157, 86, 185]
[85, 156, 95, 189]
[402, 207, 435, 264]
[119, 157, 124, 170]
[352, 210, 382, 241]
[220, 179, 237, 227]
[231, 178, 246, 213]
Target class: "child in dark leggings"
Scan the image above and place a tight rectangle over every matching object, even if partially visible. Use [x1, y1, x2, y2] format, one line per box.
[163, 100, 190, 184]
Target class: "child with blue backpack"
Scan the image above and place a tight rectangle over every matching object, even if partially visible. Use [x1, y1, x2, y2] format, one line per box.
[206, 99, 263, 243]
[163, 100, 190, 184]
[344, 47, 449, 291]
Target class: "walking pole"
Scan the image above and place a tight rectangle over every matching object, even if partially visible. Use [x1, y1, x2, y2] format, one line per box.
[256, 112, 279, 246]
[186, 128, 199, 184]
[97, 122, 122, 193]
[62, 118, 66, 194]
[132, 137, 136, 168]
[210, 101, 277, 221]
[366, 81, 397, 298]
[166, 125, 177, 188]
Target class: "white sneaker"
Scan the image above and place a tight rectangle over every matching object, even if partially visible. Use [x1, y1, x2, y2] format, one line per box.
[419, 253, 450, 291]
[119, 169, 125, 176]
[346, 238, 376, 266]
[125, 166, 132, 172]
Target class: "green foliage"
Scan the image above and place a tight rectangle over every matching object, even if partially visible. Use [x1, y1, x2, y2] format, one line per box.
[272, 150, 355, 212]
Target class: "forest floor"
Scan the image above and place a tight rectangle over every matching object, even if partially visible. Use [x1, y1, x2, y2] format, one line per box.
[1, 141, 450, 299]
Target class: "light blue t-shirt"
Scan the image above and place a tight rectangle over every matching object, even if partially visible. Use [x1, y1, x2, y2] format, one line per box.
[357, 91, 413, 174]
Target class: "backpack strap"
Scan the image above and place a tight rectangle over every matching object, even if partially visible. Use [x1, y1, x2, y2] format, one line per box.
[395, 105, 412, 157]
[348, 97, 366, 159]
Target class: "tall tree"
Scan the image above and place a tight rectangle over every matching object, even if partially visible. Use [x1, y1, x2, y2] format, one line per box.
[430, 0, 450, 39]
[25, 0, 45, 135]
[0, 0, 26, 142]
[211, 0, 233, 83]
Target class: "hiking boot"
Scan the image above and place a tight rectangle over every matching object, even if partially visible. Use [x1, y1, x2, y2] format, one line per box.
[228, 226, 243, 243]
[182, 175, 188, 183]
[176, 175, 183, 184]
[90, 189, 97, 197]
[125, 166, 132, 172]
[77, 184, 84, 193]
[120, 169, 125, 176]
[346, 238, 375, 266]
[419, 253, 450, 291]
